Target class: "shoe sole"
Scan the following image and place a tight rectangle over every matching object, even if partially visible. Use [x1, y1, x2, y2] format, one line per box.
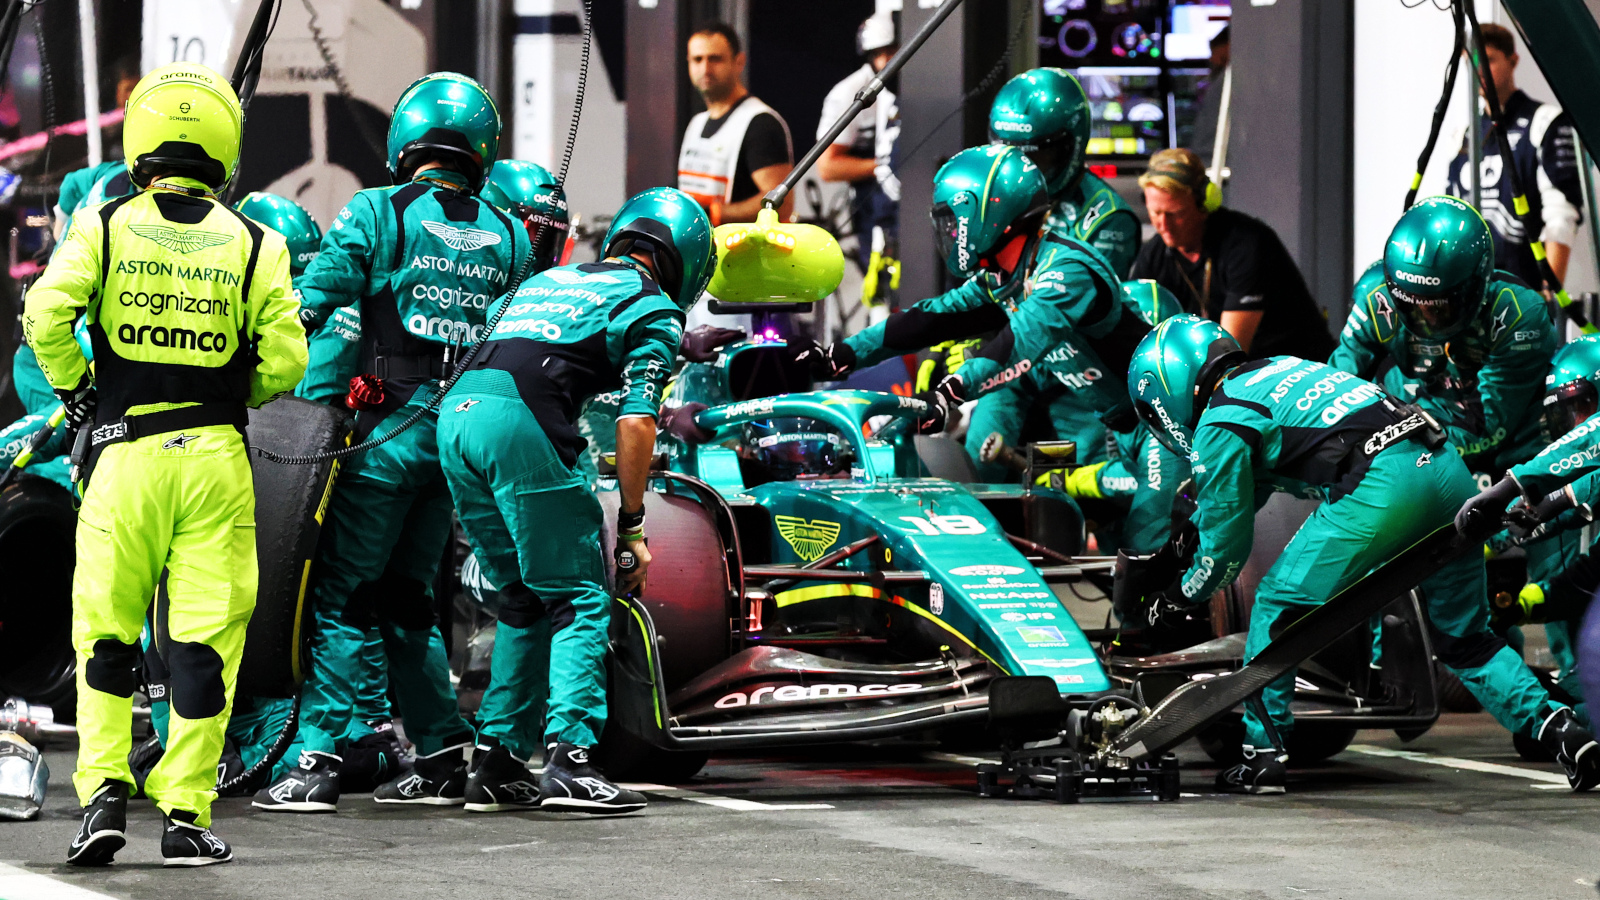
[374, 796, 464, 806]
[1246, 785, 1287, 795]
[251, 800, 337, 813]
[464, 801, 540, 813]
[67, 832, 125, 866]
[539, 798, 647, 815]
[163, 854, 234, 867]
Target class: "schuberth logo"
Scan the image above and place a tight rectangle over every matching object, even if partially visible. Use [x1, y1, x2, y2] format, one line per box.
[422, 220, 503, 252]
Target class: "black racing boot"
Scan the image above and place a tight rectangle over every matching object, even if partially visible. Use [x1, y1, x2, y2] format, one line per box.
[538, 742, 647, 815]
[161, 809, 233, 867]
[464, 739, 542, 813]
[67, 780, 129, 866]
[252, 750, 341, 812]
[1215, 745, 1288, 795]
[339, 731, 402, 794]
[374, 744, 468, 805]
[1537, 706, 1600, 791]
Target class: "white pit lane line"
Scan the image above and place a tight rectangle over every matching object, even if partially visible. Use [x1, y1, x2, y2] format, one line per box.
[1346, 744, 1569, 788]
[0, 861, 123, 900]
[622, 783, 834, 811]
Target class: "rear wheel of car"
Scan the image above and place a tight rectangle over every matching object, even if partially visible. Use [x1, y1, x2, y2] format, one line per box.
[0, 476, 78, 712]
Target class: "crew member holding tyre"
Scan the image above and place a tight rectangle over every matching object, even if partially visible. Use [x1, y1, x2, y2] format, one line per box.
[439, 187, 709, 814]
[1127, 315, 1597, 795]
[253, 73, 533, 813]
[23, 63, 307, 865]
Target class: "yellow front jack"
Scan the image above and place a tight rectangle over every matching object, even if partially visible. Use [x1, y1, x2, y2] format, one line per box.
[706, 207, 845, 305]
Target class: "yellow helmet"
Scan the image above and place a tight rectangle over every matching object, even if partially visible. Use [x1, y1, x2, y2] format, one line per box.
[123, 63, 243, 190]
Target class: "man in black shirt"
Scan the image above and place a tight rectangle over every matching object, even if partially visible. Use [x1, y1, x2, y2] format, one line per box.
[1129, 148, 1334, 360]
[677, 22, 794, 225]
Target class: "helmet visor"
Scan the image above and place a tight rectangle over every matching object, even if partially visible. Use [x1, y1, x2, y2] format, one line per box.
[516, 205, 572, 270]
[931, 202, 964, 271]
[1543, 379, 1599, 441]
[1388, 282, 1477, 340]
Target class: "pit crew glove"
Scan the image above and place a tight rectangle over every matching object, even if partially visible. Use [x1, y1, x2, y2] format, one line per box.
[911, 374, 966, 436]
[659, 402, 716, 445]
[1137, 589, 1198, 631]
[614, 508, 650, 597]
[1455, 475, 1525, 538]
[789, 339, 857, 380]
[1035, 462, 1107, 499]
[679, 325, 746, 363]
[54, 375, 96, 431]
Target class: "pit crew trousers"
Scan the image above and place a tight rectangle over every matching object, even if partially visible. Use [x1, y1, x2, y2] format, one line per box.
[72, 425, 256, 827]
[438, 382, 610, 760]
[1242, 441, 1556, 752]
[291, 393, 472, 759]
[965, 376, 1108, 483]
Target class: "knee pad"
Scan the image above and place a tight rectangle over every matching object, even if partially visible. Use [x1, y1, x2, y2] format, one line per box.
[343, 579, 382, 629]
[166, 640, 228, 720]
[374, 569, 437, 631]
[85, 638, 141, 698]
[1430, 625, 1506, 671]
[497, 582, 547, 630]
[544, 594, 576, 633]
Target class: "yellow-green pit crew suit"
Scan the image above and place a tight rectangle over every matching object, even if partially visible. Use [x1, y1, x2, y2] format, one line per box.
[24, 179, 307, 826]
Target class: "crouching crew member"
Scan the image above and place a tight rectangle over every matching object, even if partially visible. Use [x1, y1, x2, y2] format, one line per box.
[440, 187, 712, 813]
[26, 63, 307, 865]
[1128, 316, 1597, 795]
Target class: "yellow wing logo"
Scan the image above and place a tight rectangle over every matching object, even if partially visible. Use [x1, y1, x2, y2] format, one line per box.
[774, 515, 841, 563]
[127, 224, 234, 255]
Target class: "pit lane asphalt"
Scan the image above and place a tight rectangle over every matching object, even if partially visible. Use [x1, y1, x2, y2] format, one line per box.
[4, 714, 1595, 900]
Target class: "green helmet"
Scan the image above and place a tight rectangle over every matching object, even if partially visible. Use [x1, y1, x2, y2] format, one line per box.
[235, 192, 322, 276]
[988, 68, 1092, 198]
[487, 160, 571, 273]
[387, 72, 501, 192]
[479, 179, 512, 210]
[1121, 279, 1183, 328]
[1543, 334, 1600, 440]
[1383, 195, 1494, 341]
[602, 187, 716, 309]
[930, 145, 1050, 302]
[1128, 314, 1246, 456]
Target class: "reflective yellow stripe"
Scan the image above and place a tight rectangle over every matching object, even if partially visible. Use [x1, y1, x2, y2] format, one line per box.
[1410, 173, 1423, 190]
[1532, 241, 1548, 262]
[1513, 195, 1530, 216]
[774, 583, 881, 607]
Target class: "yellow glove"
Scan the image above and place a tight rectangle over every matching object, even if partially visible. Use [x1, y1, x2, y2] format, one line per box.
[1034, 462, 1105, 499]
[862, 251, 884, 307]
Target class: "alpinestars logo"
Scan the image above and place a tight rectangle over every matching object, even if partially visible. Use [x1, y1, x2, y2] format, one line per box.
[422, 220, 503, 252]
[162, 433, 197, 450]
[573, 777, 618, 801]
[267, 780, 302, 802]
[454, 399, 481, 412]
[128, 224, 234, 255]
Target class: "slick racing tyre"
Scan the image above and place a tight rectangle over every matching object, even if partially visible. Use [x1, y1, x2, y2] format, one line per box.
[1197, 719, 1358, 766]
[0, 476, 77, 711]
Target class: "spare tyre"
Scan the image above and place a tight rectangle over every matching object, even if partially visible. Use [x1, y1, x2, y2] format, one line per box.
[0, 475, 78, 710]
[238, 397, 351, 698]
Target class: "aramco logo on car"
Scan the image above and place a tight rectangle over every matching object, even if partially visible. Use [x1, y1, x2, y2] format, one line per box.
[714, 682, 926, 708]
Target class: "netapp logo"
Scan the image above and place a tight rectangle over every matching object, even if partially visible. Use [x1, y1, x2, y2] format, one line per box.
[117, 323, 229, 353]
[713, 682, 925, 707]
[1394, 270, 1442, 286]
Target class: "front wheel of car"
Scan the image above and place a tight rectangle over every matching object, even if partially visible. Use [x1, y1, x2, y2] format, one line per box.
[595, 720, 709, 783]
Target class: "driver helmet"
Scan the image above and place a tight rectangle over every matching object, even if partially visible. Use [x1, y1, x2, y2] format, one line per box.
[1543, 334, 1600, 441]
[988, 68, 1092, 199]
[930, 145, 1050, 303]
[741, 417, 853, 483]
[1383, 196, 1494, 341]
[1128, 314, 1246, 456]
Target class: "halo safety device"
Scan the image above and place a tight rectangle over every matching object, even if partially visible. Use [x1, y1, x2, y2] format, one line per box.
[987, 68, 1092, 197]
[122, 63, 244, 191]
[1383, 195, 1494, 341]
[386, 72, 503, 193]
[1128, 314, 1246, 456]
[603, 187, 717, 310]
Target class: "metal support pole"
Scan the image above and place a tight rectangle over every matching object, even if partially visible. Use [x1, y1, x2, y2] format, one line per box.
[1466, 47, 1481, 209]
[77, 0, 100, 167]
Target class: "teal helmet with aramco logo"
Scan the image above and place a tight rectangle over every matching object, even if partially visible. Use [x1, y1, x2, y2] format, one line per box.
[1121, 279, 1183, 328]
[988, 68, 1093, 198]
[487, 160, 571, 272]
[602, 187, 716, 310]
[1128, 314, 1246, 456]
[1383, 195, 1494, 341]
[235, 192, 322, 275]
[386, 72, 502, 192]
[929, 145, 1050, 303]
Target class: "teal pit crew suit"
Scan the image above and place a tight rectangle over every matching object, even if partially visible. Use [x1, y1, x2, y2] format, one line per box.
[1165, 351, 1555, 755]
[439, 257, 683, 760]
